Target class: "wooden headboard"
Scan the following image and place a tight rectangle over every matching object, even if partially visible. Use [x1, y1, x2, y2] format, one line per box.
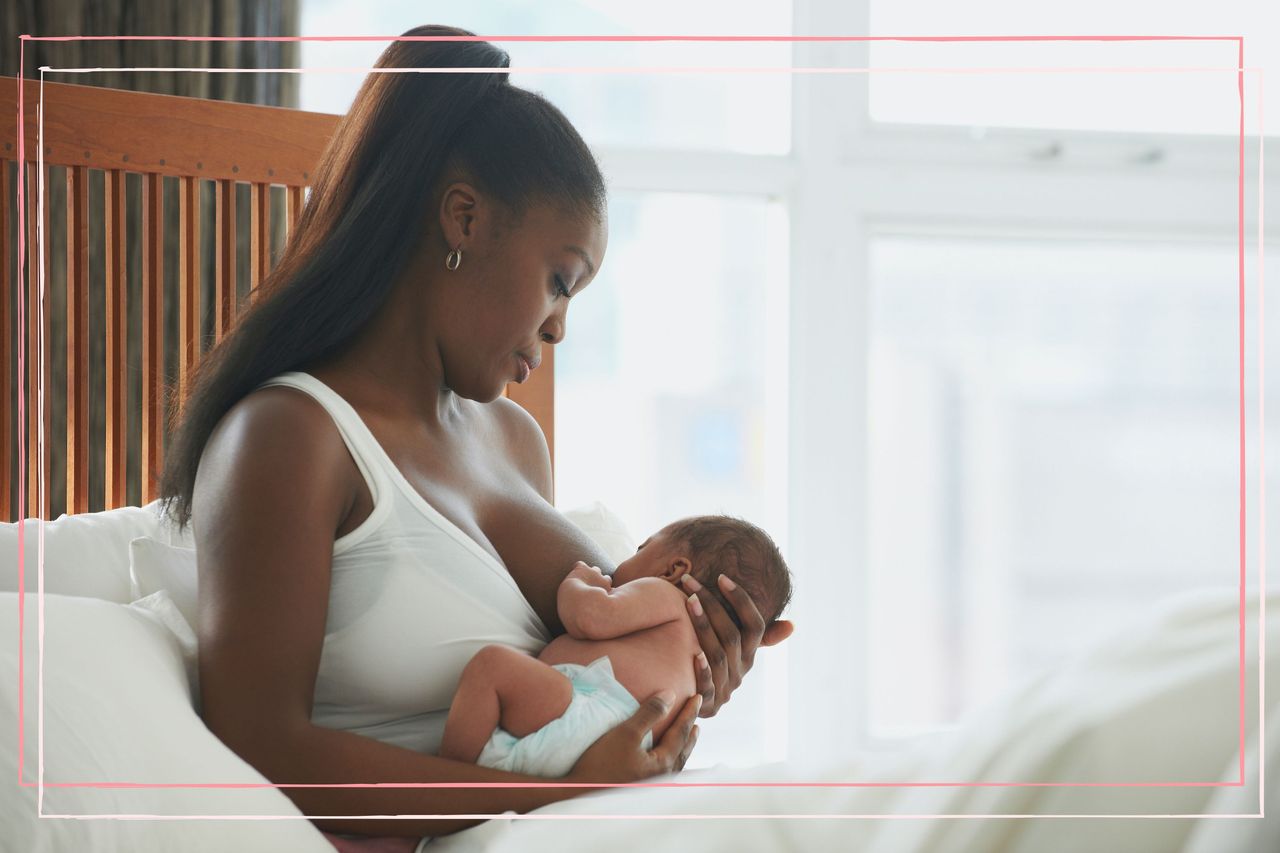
[1, 76, 554, 522]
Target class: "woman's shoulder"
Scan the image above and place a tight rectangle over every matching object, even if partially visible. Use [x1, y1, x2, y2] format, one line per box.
[221, 383, 341, 446]
[197, 384, 358, 513]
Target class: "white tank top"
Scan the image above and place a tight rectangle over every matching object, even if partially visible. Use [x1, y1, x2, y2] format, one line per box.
[254, 371, 551, 755]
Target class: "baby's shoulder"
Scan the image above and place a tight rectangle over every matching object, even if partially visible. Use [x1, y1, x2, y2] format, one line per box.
[625, 576, 692, 613]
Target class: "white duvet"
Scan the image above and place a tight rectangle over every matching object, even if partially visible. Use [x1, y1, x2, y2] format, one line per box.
[433, 589, 1278, 853]
[1, 503, 1275, 852]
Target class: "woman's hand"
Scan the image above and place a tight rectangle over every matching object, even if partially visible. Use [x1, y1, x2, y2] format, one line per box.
[681, 574, 796, 718]
[566, 691, 701, 784]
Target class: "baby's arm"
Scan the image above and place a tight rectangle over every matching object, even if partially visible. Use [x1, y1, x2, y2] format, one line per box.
[558, 562, 688, 640]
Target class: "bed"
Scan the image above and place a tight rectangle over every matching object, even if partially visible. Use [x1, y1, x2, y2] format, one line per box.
[2, 75, 1276, 853]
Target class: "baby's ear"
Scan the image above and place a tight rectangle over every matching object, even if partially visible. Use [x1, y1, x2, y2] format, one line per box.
[664, 557, 694, 582]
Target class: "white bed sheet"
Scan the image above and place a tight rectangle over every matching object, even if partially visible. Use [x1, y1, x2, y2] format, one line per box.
[430, 589, 1277, 853]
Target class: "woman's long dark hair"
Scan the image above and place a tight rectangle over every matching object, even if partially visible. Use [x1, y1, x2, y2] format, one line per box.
[157, 25, 607, 532]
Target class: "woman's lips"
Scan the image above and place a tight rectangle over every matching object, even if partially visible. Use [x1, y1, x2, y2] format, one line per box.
[515, 354, 531, 383]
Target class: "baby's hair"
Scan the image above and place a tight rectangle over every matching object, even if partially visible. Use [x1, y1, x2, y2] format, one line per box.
[663, 515, 793, 632]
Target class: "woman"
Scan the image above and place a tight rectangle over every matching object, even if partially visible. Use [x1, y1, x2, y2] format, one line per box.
[157, 24, 793, 845]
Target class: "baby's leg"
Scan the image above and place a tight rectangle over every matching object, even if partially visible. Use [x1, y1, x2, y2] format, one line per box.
[438, 645, 574, 764]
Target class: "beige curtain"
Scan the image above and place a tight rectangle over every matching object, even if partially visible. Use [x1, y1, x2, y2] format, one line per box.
[3, 0, 300, 516]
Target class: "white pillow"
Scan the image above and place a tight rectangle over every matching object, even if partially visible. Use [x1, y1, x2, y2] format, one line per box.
[0, 592, 337, 852]
[129, 588, 202, 709]
[559, 500, 637, 572]
[130, 536, 200, 629]
[0, 500, 191, 603]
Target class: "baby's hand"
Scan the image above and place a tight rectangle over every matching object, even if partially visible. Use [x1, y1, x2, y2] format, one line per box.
[569, 560, 612, 589]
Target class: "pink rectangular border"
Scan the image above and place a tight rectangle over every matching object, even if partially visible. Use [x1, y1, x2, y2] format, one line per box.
[11, 33, 1264, 820]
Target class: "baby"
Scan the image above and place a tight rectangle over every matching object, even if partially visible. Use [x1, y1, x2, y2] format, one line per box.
[437, 514, 793, 777]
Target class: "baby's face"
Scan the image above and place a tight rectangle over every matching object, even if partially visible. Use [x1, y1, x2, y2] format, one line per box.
[611, 525, 692, 587]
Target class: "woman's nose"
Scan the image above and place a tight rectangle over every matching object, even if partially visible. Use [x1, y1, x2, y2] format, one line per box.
[540, 313, 566, 345]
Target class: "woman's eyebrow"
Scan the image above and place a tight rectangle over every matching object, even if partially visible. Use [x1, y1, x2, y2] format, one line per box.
[564, 245, 596, 277]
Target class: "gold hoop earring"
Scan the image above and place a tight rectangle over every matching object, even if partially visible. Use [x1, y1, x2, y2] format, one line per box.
[445, 247, 463, 271]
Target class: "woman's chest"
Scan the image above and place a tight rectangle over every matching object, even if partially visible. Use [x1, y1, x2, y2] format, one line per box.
[341, 407, 584, 631]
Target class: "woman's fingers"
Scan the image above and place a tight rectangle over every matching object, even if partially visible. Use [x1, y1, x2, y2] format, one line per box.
[568, 690, 698, 785]
[686, 576, 743, 670]
[695, 590, 742, 695]
[654, 693, 702, 772]
[761, 619, 795, 647]
[681, 724, 700, 771]
[684, 576, 746, 661]
[681, 577, 728, 714]
[629, 690, 675, 744]
[680, 573, 773, 717]
[691, 650, 715, 716]
[715, 574, 767, 668]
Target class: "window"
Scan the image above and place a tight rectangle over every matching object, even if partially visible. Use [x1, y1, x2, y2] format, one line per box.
[778, 1, 1274, 760]
[866, 234, 1263, 736]
[868, 0, 1273, 137]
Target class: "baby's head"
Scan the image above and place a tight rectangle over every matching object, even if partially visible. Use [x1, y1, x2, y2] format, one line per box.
[612, 515, 793, 628]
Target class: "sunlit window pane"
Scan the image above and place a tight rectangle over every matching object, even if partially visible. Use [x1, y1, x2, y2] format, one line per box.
[555, 191, 790, 767]
[300, 0, 792, 154]
[868, 0, 1260, 136]
[866, 235, 1260, 737]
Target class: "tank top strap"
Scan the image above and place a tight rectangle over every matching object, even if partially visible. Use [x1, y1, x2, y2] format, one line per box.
[254, 371, 391, 543]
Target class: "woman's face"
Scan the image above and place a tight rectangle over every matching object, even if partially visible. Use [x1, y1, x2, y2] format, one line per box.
[431, 186, 608, 402]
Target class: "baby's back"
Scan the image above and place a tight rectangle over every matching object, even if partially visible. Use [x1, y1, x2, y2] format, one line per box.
[538, 589, 700, 742]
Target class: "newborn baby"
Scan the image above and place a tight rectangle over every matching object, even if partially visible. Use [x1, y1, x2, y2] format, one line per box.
[437, 514, 793, 776]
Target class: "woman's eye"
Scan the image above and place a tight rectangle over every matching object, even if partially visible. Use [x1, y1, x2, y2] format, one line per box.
[554, 275, 572, 299]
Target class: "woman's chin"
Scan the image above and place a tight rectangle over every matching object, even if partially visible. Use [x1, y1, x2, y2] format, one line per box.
[442, 374, 500, 404]
[468, 380, 507, 405]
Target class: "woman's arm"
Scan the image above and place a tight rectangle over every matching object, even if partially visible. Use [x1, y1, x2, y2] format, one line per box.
[189, 390, 609, 838]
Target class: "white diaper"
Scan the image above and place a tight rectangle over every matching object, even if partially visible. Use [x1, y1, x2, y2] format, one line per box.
[475, 655, 653, 778]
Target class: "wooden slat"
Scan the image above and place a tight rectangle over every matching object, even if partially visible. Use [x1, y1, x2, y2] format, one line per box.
[24, 163, 37, 518]
[249, 181, 269, 305]
[504, 345, 555, 492]
[26, 163, 50, 520]
[1, 160, 10, 520]
[287, 184, 303, 232]
[140, 173, 163, 504]
[215, 178, 235, 336]
[65, 165, 90, 514]
[1, 77, 335, 186]
[178, 175, 199, 399]
[103, 168, 127, 509]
